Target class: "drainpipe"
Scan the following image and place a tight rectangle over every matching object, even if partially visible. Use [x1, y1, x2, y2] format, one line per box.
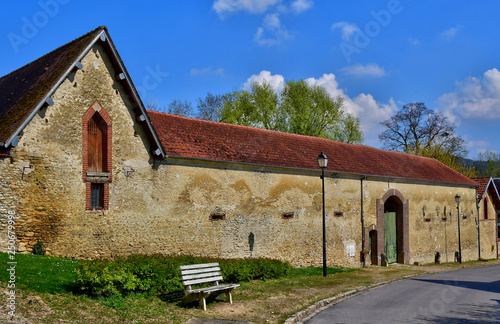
[361, 176, 366, 266]
[476, 188, 481, 260]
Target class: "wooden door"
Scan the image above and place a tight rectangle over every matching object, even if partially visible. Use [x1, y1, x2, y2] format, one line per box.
[384, 212, 397, 263]
[88, 117, 103, 172]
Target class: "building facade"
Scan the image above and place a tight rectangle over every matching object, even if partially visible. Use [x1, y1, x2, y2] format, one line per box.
[0, 27, 492, 267]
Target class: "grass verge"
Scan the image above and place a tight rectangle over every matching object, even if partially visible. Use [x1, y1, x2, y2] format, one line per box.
[0, 253, 498, 324]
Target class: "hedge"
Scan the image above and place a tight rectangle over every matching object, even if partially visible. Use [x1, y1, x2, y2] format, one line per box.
[75, 254, 291, 297]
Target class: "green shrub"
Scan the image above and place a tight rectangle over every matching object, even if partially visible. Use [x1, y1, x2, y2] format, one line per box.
[32, 241, 46, 255]
[75, 254, 291, 298]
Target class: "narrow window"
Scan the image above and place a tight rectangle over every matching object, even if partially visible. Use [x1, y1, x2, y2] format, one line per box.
[90, 183, 104, 209]
[88, 116, 104, 172]
[484, 197, 489, 220]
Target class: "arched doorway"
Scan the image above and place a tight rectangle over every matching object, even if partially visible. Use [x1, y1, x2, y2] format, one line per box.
[384, 196, 403, 264]
[375, 189, 409, 264]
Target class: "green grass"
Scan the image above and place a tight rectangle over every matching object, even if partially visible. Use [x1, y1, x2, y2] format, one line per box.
[0, 252, 80, 294]
[1, 252, 497, 324]
[290, 266, 356, 277]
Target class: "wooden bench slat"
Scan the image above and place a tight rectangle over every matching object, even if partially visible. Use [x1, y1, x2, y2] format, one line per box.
[183, 276, 224, 286]
[179, 263, 219, 270]
[187, 284, 240, 294]
[182, 271, 222, 281]
[180, 267, 220, 275]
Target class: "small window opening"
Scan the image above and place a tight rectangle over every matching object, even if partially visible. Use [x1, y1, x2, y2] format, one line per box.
[282, 212, 294, 219]
[91, 183, 104, 209]
[484, 197, 489, 220]
[334, 211, 344, 217]
[210, 212, 226, 221]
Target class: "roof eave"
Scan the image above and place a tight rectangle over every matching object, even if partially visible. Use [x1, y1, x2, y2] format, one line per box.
[2, 28, 165, 158]
[3, 30, 104, 148]
[163, 155, 479, 188]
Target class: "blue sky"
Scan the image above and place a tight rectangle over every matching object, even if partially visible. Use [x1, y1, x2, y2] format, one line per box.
[2, 1, 499, 158]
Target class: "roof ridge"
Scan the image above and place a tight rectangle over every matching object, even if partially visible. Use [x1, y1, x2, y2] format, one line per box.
[146, 109, 450, 163]
[0, 26, 106, 83]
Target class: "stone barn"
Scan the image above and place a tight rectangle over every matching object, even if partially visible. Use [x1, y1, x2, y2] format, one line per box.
[0, 26, 493, 267]
[474, 177, 500, 259]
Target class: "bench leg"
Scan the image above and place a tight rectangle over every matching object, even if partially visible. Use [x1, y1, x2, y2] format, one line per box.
[226, 291, 232, 304]
[199, 294, 207, 311]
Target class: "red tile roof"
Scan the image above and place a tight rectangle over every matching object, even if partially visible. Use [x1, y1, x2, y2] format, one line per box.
[147, 111, 478, 186]
[473, 177, 491, 198]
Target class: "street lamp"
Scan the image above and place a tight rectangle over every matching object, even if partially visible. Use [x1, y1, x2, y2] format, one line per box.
[317, 152, 328, 277]
[455, 194, 462, 263]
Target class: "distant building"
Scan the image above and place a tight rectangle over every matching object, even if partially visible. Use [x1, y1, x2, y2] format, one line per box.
[474, 177, 500, 259]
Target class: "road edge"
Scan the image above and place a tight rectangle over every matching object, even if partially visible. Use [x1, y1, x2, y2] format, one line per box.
[284, 261, 500, 324]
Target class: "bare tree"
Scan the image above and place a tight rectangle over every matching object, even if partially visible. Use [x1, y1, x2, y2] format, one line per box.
[379, 102, 467, 158]
[146, 100, 194, 117]
[167, 99, 194, 117]
[196, 92, 224, 121]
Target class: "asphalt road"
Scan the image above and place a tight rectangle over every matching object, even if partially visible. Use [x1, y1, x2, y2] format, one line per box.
[305, 264, 500, 323]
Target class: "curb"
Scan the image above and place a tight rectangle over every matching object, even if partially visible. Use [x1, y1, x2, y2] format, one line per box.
[283, 274, 421, 324]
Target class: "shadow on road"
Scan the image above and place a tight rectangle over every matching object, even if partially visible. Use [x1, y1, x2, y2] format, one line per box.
[414, 300, 500, 323]
[412, 278, 500, 294]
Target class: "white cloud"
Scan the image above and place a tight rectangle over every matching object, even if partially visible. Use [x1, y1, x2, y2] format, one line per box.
[340, 63, 387, 78]
[212, 0, 281, 17]
[243, 70, 285, 92]
[408, 37, 420, 46]
[440, 25, 464, 39]
[289, 0, 313, 14]
[254, 13, 291, 46]
[331, 22, 360, 41]
[190, 67, 224, 76]
[437, 68, 500, 122]
[466, 139, 493, 158]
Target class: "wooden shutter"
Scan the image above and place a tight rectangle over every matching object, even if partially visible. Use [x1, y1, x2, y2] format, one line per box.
[88, 117, 104, 172]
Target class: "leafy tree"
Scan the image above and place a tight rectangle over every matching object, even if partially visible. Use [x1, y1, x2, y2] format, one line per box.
[220, 80, 363, 144]
[379, 102, 467, 158]
[477, 151, 500, 177]
[416, 143, 477, 178]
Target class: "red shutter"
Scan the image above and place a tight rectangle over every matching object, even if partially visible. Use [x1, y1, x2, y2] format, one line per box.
[88, 117, 103, 172]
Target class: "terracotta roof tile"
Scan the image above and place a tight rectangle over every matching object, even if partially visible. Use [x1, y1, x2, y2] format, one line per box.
[147, 111, 478, 186]
[0, 26, 106, 143]
[473, 177, 491, 198]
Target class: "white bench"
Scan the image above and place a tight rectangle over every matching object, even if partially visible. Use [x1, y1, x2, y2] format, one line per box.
[179, 262, 240, 311]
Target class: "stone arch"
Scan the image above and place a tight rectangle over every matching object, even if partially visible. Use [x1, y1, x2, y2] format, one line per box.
[374, 189, 409, 265]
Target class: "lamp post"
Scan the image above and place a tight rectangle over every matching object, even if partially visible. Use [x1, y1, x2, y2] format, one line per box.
[317, 152, 328, 277]
[455, 194, 462, 263]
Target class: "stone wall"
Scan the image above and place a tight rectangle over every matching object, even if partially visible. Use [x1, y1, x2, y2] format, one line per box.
[479, 191, 498, 259]
[0, 42, 493, 267]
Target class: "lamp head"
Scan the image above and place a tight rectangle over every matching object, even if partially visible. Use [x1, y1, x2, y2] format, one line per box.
[317, 152, 328, 169]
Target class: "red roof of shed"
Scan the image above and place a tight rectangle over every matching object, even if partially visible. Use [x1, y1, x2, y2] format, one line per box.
[147, 111, 478, 186]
